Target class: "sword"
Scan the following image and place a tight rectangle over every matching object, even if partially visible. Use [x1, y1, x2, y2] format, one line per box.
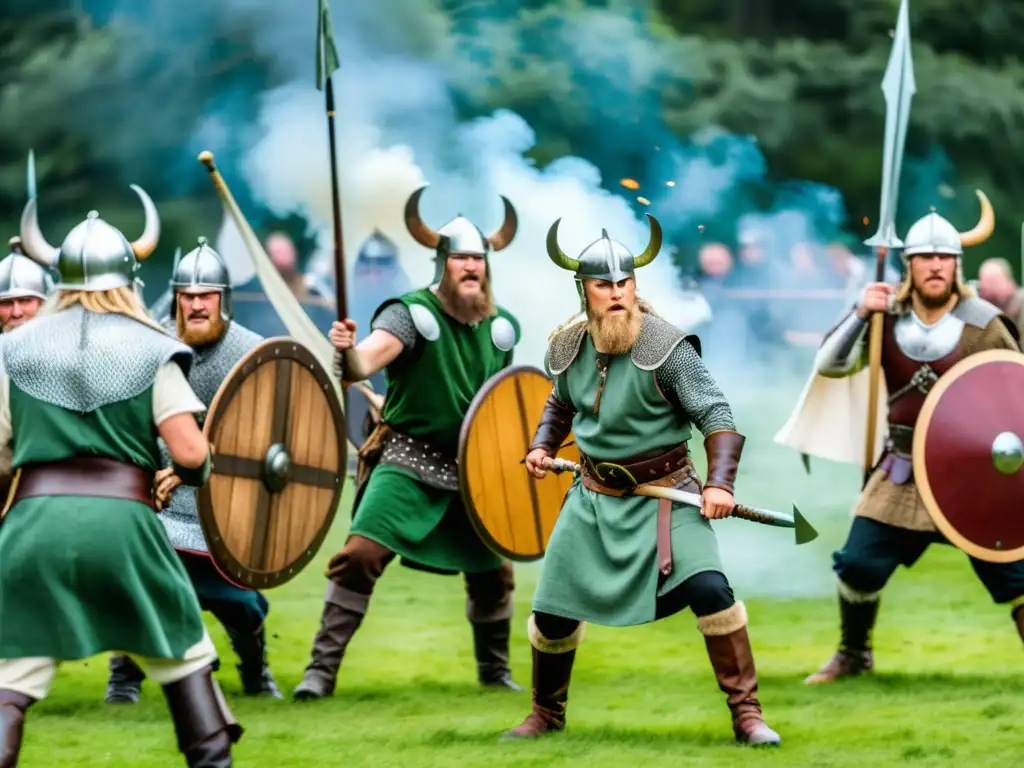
[862, 0, 916, 476]
[540, 457, 818, 545]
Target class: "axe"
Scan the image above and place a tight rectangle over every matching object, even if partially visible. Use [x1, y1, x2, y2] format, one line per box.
[540, 457, 818, 545]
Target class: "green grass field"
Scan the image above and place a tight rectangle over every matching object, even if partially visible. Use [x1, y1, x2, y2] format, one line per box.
[17, 381, 1024, 767]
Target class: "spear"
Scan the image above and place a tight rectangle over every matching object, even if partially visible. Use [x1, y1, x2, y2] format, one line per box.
[862, 0, 916, 479]
[26, 149, 36, 200]
[541, 458, 818, 546]
[315, 0, 347, 320]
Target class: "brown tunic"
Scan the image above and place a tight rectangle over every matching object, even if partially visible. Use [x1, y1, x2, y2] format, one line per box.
[854, 305, 1019, 531]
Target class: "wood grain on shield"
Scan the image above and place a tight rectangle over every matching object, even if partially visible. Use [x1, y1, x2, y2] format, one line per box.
[461, 367, 578, 561]
[200, 338, 346, 589]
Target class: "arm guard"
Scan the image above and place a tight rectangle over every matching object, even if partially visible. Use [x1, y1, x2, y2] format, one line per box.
[703, 430, 745, 495]
[174, 451, 212, 488]
[528, 392, 576, 455]
[815, 311, 869, 378]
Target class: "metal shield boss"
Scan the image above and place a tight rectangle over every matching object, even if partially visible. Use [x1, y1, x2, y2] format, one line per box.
[913, 349, 1024, 563]
[458, 366, 579, 561]
[198, 338, 348, 588]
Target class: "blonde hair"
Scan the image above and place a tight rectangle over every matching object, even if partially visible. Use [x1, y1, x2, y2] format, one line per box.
[44, 285, 169, 334]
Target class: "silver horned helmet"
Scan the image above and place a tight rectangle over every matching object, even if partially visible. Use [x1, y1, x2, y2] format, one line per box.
[169, 236, 233, 322]
[896, 189, 994, 296]
[19, 184, 159, 292]
[0, 236, 55, 302]
[545, 213, 663, 309]
[404, 185, 518, 284]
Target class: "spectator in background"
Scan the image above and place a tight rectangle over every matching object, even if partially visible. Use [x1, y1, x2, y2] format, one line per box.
[977, 257, 1024, 334]
[265, 231, 309, 299]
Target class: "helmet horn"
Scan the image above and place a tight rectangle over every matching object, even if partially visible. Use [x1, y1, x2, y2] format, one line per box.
[959, 189, 994, 247]
[18, 197, 60, 268]
[486, 196, 518, 251]
[404, 186, 442, 249]
[8, 236, 22, 254]
[545, 219, 581, 272]
[632, 214, 663, 269]
[128, 184, 160, 260]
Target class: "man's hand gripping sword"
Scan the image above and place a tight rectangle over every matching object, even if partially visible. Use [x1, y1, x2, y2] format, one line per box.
[540, 457, 818, 545]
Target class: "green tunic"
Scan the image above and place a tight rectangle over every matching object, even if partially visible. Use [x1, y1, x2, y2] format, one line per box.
[532, 316, 728, 626]
[0, 385, 206, 660]
[350, 288, 520, 573]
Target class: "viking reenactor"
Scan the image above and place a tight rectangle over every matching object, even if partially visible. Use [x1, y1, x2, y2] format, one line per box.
[797, 195, 1024, 683]
[293, 186, 524, 699]
[0, 190, 242, 766]
[504, 215, 780, 746]
[0, 236, 54, 333]
[104, 237, 282, 704]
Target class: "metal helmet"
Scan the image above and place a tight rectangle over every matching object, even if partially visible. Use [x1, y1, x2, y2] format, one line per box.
[169, 236, 233, 321]
[0, 236, 55, 302]
[404, 185, 518, 284]
[18, 184, 159, 292]
[357, 229, 398, 264]
[545, 214, 663, 308]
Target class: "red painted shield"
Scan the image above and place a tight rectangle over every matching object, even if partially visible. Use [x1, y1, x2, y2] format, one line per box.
[913, 349, 1024, 563]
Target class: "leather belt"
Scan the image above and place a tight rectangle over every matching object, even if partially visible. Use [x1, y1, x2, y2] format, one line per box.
[580, 465, 691, 578]
[580, 443, 689, 489]
[10, 457, 156, 510]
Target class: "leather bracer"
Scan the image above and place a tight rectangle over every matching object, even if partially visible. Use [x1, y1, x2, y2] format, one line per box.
[528, 393, 576, 456]
[703, 430, 745, 495]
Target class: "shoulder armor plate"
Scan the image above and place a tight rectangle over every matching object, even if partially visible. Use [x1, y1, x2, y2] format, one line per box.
[631, 314, 688, 371]
[951, 297, 1002, 329]
[491, 316, 516, 351]
[546, 321, 587, 376]
[409, 303, 440, 342]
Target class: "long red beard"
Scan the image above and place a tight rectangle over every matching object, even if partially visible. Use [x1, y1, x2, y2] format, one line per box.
[587, 304, 642, 354]
[177, 311, 227, 346]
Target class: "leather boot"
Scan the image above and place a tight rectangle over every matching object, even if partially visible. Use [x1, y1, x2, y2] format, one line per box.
[472, 619, 523, 691]
[292, 583, 367, 700]
[225, 626, 282, 699]
[1013, 606, 1024, 645]
[700, 604, 780, 746]
[161, 666, 242, 768]
[104, 655, 146, 704]
[502, 646, 576, 738]
[0, 690, 33, 768]
[805, 592, 879, 684]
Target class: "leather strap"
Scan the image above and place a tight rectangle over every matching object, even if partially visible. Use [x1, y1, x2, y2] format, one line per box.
[580, 442, 689, 490]
[11, 457, 156, 509]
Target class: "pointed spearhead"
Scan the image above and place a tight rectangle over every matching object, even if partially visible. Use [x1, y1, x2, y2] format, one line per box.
[864, 0, 916, 250]
[26, 149, 36, 201]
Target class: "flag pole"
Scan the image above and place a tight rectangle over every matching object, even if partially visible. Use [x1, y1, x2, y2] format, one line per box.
[317, 0, 347, 320]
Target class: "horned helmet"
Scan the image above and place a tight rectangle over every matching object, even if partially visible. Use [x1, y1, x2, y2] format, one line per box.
[545, 213, 663, 311]
[0, 236, 55, 303]
[169, 236, 233, 322]
[19, 185, 159, 293]
[403, 185, 518, 284]
[895, 189, 994, 302]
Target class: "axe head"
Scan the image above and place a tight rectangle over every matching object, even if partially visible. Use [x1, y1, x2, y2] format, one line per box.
[793, 504, 819, 545]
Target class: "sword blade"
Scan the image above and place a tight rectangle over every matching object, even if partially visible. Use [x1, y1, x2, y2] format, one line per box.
[864, 0, 916, 249]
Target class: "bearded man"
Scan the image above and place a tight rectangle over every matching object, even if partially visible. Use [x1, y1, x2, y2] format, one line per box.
[104, 237, 281, 704]
[801, 196, 1024, 684]
[0, 193, 242, 766]
[0, 236, 54, 333]
[293, 186, 524, 699]
[504, 217, 780, 746]
[977, 257, 1024, 335]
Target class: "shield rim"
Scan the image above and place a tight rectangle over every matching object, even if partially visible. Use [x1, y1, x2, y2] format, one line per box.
[913, 348, 1024, 564]
[198, 336, 348, 589]
[458, 365, 570, 563]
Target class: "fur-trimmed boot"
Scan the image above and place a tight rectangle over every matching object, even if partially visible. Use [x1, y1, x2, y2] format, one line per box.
[472, 619, 524, 691]
[0, 690, 33, 768]
[502, 616, 583, 739]
[292, 582, 367, 700]
[805, 581, 879, 684]
[104, 655, 146, 704]
[162, 666, 242, 767]
[700, 602, 781, 746]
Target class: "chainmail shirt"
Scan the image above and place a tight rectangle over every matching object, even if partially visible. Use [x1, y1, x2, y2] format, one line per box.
[654, 340, 736, 434]
[371, 301, 420, 375]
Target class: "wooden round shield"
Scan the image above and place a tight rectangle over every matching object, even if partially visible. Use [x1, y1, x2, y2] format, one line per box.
[458, 366, 580, 562]
[914, 349, 1024, 563]
[198, 338, 347, 589]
